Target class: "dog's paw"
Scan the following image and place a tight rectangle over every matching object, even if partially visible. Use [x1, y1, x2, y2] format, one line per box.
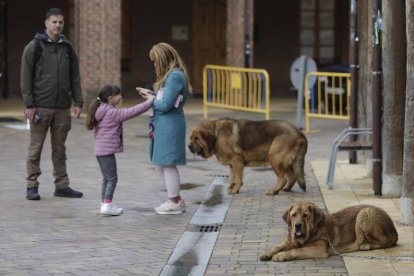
[228, 183, 241, 194]
[360, 243, 371, 250]
[272, 252, 290, 262]
[265, 189, 279, 195]
[230, 188, 240, 194]
[259, 253, 273, 261]
[227, 187, 237, 194]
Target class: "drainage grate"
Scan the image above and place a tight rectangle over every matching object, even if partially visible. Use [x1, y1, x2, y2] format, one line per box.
[211, 174, 228, 178]
[187, 224, 221, 233]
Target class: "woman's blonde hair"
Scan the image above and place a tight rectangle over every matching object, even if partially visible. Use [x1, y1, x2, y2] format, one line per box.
[149, 42, 193, 93]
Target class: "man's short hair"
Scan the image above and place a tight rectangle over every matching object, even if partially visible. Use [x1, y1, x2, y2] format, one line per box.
[46, 8, 64, 19]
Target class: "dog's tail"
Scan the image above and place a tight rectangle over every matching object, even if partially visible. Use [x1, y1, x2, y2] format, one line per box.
[293, 133, 307, 191]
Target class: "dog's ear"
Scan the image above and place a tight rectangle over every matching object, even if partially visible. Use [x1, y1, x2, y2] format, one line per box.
[283, 205, 293, 225]
[202, 131, 216, 149]
[311, 205, 325, 228]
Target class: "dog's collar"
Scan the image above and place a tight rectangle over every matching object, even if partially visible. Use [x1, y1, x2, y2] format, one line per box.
[326, 233, 342, 255]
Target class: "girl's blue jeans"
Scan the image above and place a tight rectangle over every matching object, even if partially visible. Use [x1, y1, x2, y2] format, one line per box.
[96, 154, 118, 201]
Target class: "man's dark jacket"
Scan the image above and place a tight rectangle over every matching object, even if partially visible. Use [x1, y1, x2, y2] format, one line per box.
[20, 30, 83, 109]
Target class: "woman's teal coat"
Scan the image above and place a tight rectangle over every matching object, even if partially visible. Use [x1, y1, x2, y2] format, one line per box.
[149, 70, 189, 165]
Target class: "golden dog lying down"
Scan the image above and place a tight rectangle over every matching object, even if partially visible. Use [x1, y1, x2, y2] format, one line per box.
[260, 200, 398, 262]
[188, 118, 307, 195]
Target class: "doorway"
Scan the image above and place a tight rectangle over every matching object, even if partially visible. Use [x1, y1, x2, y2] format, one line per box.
[192, 0, 226, 94]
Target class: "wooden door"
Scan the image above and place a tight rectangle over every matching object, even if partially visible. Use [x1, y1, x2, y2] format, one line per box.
[192, 0, 226, 94]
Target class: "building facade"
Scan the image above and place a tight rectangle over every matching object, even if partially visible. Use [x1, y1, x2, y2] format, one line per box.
[0, 0, 349, 107]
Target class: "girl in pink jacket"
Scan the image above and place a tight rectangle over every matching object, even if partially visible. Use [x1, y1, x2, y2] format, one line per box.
[86, 85, 154, 216]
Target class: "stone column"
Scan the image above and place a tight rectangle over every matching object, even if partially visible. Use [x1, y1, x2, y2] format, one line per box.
[72, 0, 121, 109]
[226, 0, 254, 67]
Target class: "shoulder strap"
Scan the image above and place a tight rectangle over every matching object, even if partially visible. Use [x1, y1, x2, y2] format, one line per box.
[33, 38, 42, 66]
[65, 42, 74, 81]
[30, 38, 43, 107]
[66, 42, 75, 60]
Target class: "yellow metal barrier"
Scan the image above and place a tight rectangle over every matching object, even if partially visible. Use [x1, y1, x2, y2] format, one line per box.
[203, 65, 270, 120]
[304, 71, 351, 132]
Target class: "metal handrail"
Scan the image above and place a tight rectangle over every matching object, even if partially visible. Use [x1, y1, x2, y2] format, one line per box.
[326, 127, 372, 189]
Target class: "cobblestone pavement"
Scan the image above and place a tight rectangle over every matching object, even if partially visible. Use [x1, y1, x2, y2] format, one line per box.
[0, 97, 351, 275]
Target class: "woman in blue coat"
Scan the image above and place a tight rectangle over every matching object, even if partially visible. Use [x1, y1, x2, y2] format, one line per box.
[140, 42, 192, 215]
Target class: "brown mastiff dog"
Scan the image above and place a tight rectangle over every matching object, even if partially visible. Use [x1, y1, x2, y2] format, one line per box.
[260, 200, 398, 261]
[188, 118, 307, 195]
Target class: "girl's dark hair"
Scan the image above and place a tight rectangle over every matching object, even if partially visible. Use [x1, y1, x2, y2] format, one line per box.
[85, 85, 121, 130]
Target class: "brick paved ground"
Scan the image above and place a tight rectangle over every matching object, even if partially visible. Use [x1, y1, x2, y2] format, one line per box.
[0, 97, 351, 275]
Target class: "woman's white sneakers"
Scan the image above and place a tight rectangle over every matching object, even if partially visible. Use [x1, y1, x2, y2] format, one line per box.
[100, 203, 123, 216]
[155, 199, 185, 215]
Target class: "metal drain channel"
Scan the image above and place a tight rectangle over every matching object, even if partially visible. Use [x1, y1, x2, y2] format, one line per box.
[187, 224, 221, 233]
[160, 176, 232, 276]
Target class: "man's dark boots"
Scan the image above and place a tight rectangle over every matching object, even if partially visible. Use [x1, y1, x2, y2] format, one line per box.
[26, 187, 41, 200]
[54, 187, 83, 198]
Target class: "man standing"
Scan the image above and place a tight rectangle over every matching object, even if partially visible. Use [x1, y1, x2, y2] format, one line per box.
[20, 8, 83, 200]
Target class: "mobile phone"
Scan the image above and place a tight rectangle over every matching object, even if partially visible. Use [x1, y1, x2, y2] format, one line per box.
[137, 87, 155, 95]
[33, 112, 41, 124]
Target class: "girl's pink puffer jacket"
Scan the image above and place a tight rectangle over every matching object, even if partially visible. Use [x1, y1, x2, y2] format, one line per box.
[94, 100, 152, 156]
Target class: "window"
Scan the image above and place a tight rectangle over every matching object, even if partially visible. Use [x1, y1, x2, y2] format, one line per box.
[300, 0, 335, 64]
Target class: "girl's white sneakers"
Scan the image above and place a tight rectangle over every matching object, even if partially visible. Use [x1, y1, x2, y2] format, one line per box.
[100, 203, 123, 216]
